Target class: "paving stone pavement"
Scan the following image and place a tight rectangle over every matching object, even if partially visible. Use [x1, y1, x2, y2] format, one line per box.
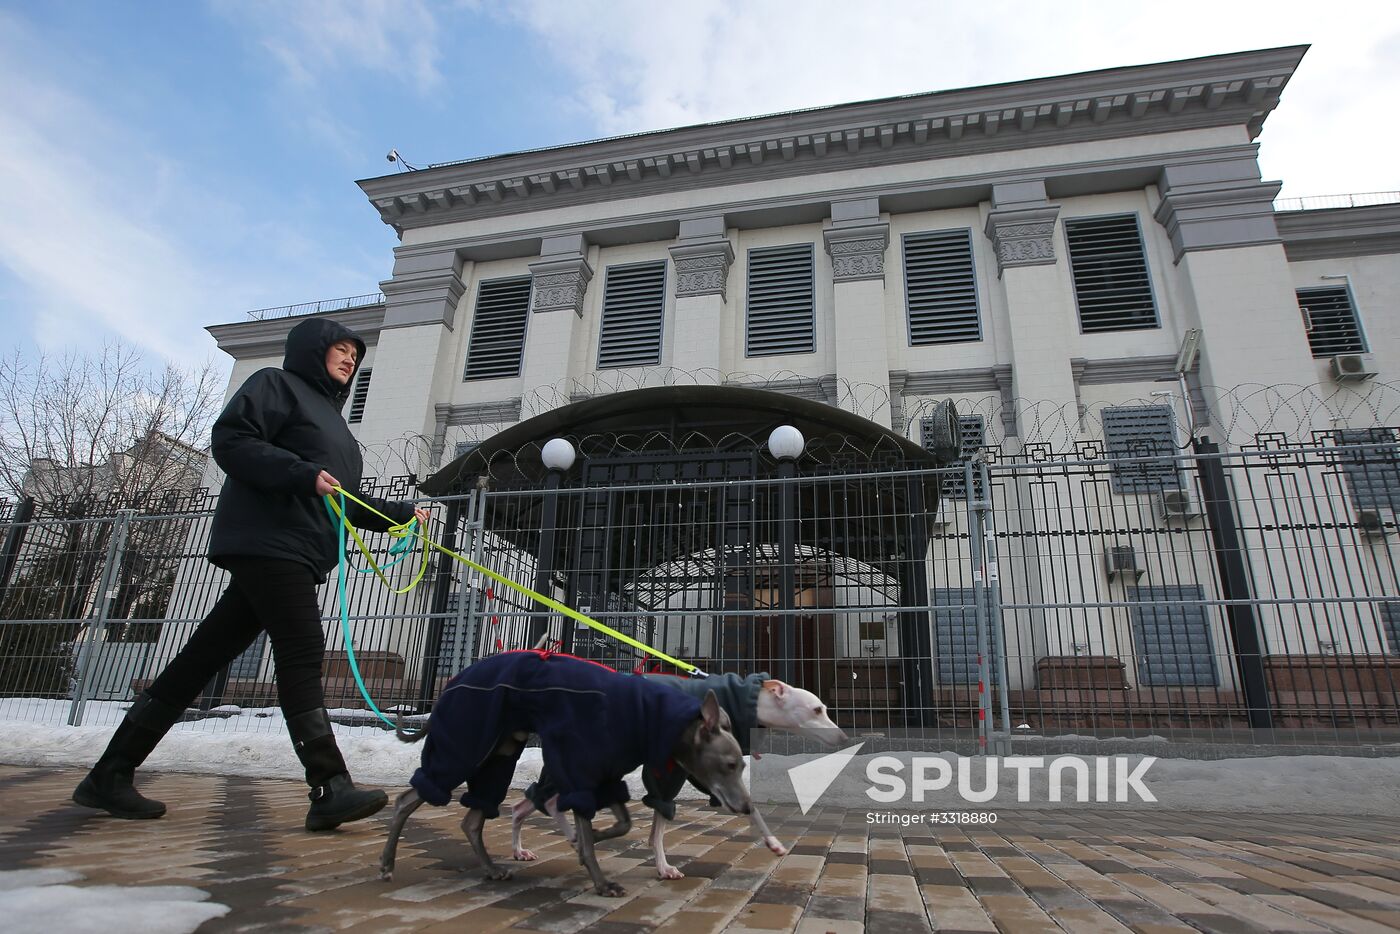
[3, 766, 1400, 933]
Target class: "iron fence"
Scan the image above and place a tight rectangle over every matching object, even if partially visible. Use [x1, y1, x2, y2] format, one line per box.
[1, 442, 1397, 747]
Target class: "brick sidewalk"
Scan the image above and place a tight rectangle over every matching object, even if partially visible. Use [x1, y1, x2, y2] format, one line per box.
[2, 766, 1399, 933]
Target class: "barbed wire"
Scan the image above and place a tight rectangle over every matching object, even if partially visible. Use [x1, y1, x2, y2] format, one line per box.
[349, 371, 1400, 488]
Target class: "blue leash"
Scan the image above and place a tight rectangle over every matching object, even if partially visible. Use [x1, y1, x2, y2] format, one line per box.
[325, 493, 416, 730]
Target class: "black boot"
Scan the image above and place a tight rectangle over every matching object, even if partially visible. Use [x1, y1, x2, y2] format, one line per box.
[72, 693, 184, 819]
[286, 708, 387, 831]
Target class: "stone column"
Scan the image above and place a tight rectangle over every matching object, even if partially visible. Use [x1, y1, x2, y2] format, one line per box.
[520, 234, 593, 418]
[355, 246, 466, 479]
[823, 199, 892, 428]
[667, 217, 733, 380]
[983, 180, 1076, 440]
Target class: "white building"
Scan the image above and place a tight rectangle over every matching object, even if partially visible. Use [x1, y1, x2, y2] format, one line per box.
[199, 46, 1399, 729]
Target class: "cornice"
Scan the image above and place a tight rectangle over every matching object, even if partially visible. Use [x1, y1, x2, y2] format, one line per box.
[359, 47, 1304, 234]
[205, 305, 386, 360]
[1277, 203, 1400, 261]
[435, 399, 523, 426]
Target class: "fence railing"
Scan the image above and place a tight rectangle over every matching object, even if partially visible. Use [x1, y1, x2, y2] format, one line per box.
[1, 445, 1396, 747]
[245, 292, 385, 321]
[1274, 191, 1400, 212]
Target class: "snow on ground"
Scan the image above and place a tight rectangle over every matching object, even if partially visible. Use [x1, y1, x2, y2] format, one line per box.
[4, 698, 1399, 814]
[0, 868, 229, 934]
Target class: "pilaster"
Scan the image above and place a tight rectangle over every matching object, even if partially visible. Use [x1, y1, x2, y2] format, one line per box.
[668, 217, 733, 377]
[1153, 157, 1282, 262]
[521, 234, 594, 416]
[825, 199, 893, 427]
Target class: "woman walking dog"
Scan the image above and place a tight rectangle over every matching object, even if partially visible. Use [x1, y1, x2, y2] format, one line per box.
[73, 316, 426, 831]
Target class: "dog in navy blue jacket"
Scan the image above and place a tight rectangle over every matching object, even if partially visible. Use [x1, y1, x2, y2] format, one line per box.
[379, 650, 751, 897]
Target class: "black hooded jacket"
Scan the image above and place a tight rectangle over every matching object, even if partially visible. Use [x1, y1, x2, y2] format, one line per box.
[207, 316, 415, 579]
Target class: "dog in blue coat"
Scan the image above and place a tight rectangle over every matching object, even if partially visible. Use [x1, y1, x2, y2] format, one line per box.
[379, 650, 751, 897]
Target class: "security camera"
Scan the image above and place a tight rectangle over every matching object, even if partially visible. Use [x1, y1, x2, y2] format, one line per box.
[386, 149, 399, 163]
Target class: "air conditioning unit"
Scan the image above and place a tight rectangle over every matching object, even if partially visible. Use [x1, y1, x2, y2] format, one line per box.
[1155, 489, 1201, 521]
[1330, 353, 1378, 382]
[1103, 544, 1144, 581]
[1356, 508, 1392, 538]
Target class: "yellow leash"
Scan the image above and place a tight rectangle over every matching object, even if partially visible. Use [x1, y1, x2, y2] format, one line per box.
[326, 487, 704, 675]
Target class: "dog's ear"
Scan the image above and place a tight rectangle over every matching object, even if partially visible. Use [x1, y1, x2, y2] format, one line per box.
[700, 690, 722, 735]
[762, 679, 787, 699]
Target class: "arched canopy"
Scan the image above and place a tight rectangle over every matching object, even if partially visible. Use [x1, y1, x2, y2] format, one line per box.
[420, 384, 958, 495]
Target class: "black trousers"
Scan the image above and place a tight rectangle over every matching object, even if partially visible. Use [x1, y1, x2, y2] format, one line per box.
[147, 559, 329, 717]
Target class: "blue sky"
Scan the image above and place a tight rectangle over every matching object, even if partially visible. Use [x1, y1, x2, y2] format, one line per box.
[2, 1, 1397, 377]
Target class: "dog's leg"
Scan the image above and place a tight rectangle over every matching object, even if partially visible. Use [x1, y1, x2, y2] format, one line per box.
[543, 793, 576, 844]
[747, 803, 787, 856]
[650, 812, 684, 880]
[591, 801, 631, 842]
[510, 797, 539, 861]
[574, 813, 625, 897]
[379, 788, 425, 880]
[462, 807, 513, 881]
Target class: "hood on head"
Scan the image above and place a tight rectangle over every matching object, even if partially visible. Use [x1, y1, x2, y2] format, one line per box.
[282, 317, 366, 404]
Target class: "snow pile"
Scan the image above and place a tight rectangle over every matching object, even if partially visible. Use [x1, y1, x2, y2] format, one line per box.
[0, 868, 228, 934]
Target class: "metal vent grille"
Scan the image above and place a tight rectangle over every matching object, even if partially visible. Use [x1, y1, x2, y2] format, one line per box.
[746, 244, 815, 356]
[347, 368, 372, 424]
[1336, 428, 1400, 512]
[1102, 405, 1182, 494]
[932, 587, 999, 685]
[1129, 585, 1218, 686]
[598, 261, 666, 369]
[1298, 286, 1367, 356]
[1381, 603, 1400, 656]
[1064, 215, 1158, 332]
[903, 229, 980, 345]
[464, 277, 532, 381]
[923, 414, 986, 499]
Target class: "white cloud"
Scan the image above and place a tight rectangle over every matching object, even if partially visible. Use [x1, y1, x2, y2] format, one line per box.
[0, 12, 375, 369]
[503, 0, 1400, 198]
[214, 0, 446, 92]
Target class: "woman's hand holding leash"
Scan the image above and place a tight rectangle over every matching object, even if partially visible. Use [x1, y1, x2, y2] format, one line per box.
[315, 470, 340, 496]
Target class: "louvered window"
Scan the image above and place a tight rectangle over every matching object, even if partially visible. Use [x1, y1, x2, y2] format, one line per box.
[932, 588, 999, 685]
[1064, 215, 1158, 332]
[1298, 286, 1367, 357]
[463, 277, 531, 380]
[1129, 585, 1218, 686]
[347, 368, 372, 424]
[924, 414, 986, 499]
[1102, 405, 1182, 493]
[903, 229, 980, 344]
[1381, 603, 1400, 656]
[746, 244, 814, 356]
[597, 261, 666, 368]
[1336, 428, 1400, 513]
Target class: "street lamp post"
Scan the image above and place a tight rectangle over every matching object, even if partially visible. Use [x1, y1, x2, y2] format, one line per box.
[767, 426, 804, 685]
[530, 438, 575, 647]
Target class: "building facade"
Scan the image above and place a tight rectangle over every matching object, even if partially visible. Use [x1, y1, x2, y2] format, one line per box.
[197, 46, 1400, 729]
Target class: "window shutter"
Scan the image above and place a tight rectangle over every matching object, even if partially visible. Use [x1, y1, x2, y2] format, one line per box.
[464, 277, 532, 380]
[903, 229, 980, 344]
[1064, 215, 1158, 332]
[1336, 428, 1400, 512]
[1102, 405, 1181, 494]
[597, 261, 666, 368]
[1129, 585, 1218, 686]
[746, 244, 814, 356]
[923, 414, 986, 499]
[347, 368, 372, 424]
[1381, 603, 1400, 656]
[1297, 286, 1367, 356]
[932, 587, 999, 684]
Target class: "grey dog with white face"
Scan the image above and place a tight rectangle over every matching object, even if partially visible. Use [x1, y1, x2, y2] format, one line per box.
[379, 652, 752, 897]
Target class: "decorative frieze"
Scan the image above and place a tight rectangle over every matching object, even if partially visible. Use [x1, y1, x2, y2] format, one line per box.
[984, 205, 1061, 275]
[823, 224, 890, 283]
[668, 240, 735, 299]
[527, 256, 593, 316]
